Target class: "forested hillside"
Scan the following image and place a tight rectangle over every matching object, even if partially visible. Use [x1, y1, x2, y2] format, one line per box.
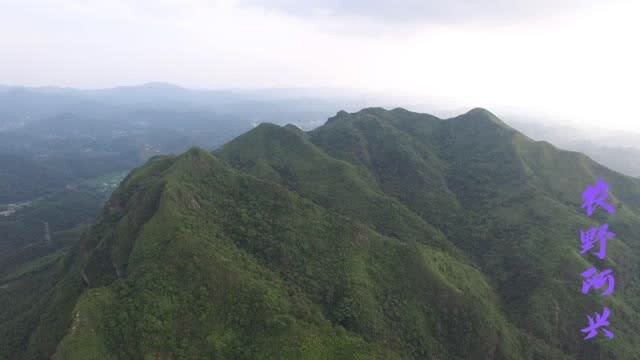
[2, 108, 639, 359]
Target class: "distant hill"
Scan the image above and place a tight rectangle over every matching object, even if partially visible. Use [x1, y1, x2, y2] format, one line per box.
[0, 83, 379, 131]
[2, 107, 640, 359]
[564, 141, 640, 178]
[0, 84, 381, 193]
[509, 119, 640, 178]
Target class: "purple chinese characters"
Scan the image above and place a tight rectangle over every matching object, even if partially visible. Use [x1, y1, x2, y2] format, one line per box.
[579, 178, 617, 340]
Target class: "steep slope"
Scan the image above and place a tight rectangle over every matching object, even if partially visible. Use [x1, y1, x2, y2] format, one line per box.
[51, 148, 524, 359]
[4, 107, 640, 359]
[218, 107, 640, 358]
[215, 122, 453, 255]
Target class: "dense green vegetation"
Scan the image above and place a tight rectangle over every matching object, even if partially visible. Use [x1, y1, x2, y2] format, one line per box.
[0, 172, 128, 360]
[2, 107, 640, 359]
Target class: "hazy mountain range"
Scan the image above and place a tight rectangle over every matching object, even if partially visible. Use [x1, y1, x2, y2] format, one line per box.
[2, 83, 637, 184]
[0, 83, 393, 205]
[508, 119, 640, 178]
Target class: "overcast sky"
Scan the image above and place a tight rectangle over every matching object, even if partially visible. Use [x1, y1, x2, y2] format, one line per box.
[1, 0, 638, 131]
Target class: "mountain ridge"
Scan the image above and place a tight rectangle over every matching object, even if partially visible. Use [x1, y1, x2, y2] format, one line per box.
[2, 107, 639, 359]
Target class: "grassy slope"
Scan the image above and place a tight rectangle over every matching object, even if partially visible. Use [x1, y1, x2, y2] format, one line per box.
[217, 108, 640, 358]
[54, 149, 524, 359]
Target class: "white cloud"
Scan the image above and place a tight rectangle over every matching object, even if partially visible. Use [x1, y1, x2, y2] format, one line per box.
[0, 0, 637, 131]
[237, 0, 602, 24]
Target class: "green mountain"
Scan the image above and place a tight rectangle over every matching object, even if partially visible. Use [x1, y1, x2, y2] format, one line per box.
[2, 107, 640, 359]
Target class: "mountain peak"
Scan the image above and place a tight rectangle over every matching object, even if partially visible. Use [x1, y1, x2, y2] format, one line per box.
[361, 106, 388, 113]
[139, 82, 184, 90]
[326, 110, 350, 124]
[454, 107, 512, 129]
[284, 123, 305, 136]
[462, 107, 499, 120]
[184, 146, 211, 157]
